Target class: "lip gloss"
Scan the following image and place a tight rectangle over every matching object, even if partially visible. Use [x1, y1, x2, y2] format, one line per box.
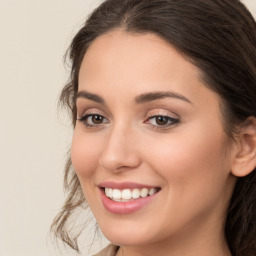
[99, 184, 159, 214]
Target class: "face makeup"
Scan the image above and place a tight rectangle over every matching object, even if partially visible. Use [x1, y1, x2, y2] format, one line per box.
[71, 30, 236, 254]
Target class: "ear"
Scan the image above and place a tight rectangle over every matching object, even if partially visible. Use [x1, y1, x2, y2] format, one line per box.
[231, 116, 256, 177]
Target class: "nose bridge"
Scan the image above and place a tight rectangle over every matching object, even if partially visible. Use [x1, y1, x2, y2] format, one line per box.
[99, 121, 140, 172]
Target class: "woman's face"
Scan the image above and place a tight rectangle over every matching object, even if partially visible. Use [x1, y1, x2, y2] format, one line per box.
[72, 30, 236, 247]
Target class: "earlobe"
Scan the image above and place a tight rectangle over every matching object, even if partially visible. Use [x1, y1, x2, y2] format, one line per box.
[231, 116, 256, 177]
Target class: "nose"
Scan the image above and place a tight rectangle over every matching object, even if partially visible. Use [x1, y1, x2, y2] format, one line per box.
[99, 125, 141, 173]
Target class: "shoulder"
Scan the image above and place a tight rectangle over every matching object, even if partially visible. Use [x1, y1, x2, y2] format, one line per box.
[93, 244, 119, 256]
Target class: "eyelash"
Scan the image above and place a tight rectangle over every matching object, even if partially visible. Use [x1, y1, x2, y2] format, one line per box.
[145, 115, 179, 129]
[77, 114, 179, 130]
[77, 114, 109, 128]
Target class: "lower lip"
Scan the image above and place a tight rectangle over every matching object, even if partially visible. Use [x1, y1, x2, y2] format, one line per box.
[100, 189, 159, 214]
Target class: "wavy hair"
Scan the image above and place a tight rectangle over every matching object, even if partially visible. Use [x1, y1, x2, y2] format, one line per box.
[51, 0, 256, 255]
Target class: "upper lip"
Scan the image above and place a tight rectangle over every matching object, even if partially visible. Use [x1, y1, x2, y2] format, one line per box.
[98, 181, 160, 190]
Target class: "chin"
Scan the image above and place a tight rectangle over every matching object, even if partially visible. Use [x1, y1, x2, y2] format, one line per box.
[98, 219, 160, 246]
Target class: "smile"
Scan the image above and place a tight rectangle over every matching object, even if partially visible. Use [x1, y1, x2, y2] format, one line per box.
[99, 182, 161, 214]
[104, 187, 158, 202]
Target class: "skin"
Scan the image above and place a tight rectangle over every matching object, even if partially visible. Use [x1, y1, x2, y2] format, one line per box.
[71, 30, 238, 256]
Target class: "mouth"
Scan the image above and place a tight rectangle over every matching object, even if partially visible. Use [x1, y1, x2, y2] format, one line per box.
[102, 187, 160, 202]
[98, 182, 161, 214]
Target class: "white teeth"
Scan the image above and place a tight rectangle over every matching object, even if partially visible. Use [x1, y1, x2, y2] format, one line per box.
[105, 188, 113, 198]
[140, 188, 149, 197]
[149, 188, 157, 196]
[132, 188, 140, 199]
[109, 188, 113, 198]
[122, 189, 132, 200]
[104, 187, 158, 201]
[112, 189, 121, 199]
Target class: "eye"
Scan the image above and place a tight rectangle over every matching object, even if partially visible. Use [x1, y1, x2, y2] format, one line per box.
[146, 115, 179, 128]
[77, 114, 109, 127]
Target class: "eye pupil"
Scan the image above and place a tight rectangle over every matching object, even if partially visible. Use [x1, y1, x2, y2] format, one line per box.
[156, 116, 168, 125]
[92, 115, 103, 124]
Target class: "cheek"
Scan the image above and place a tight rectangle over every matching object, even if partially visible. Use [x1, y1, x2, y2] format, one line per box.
[143, 122, 230, 197]
[140, 124, 233, 230]
[71, 130, 101, 180]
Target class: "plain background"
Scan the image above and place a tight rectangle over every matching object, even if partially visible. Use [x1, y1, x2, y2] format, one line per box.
[0, 1, 255, 256]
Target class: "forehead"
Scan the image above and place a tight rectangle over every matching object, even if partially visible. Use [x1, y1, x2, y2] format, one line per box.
[80, 31, 199, 88]
[81, 30, 197, 73]
[78, 30, 221, 111]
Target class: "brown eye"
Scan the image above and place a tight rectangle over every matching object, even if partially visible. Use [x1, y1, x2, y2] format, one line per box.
[155, 116, 169, 125]
[77, 114, 109, 127]
[147, 115, 179, 128]
[91, 115, 104, 124]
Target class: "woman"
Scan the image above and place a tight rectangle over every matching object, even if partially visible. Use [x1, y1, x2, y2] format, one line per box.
[51, 0, 256, 255]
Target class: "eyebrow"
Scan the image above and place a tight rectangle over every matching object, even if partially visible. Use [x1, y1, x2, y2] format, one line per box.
[76, 91, 105, 104]
[135, 91, 192, 104]
[75, 90, 192, 105]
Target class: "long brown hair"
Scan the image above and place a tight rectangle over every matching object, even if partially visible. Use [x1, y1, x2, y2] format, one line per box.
[51, 1, 256, 255]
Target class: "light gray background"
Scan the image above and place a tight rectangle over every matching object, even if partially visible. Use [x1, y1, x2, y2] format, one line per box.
[0, 1, 255, 256]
